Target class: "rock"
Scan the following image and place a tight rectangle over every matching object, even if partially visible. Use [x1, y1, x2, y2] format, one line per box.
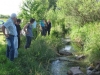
[95, 71, 100, 75]
[70, 66, 83, 75]
[61, 38, 71, 45]
[87, 69, 95, 75]
[95, 61, 100, 65]
[67, 70, 73, 75]
[75, 55, 85, 60]
[57, 57, 77, 63]
[59, 50, 73, 56]
[87, 70, 100, 75]
[87, 66, 100, 75]
[87, 66, 94, 70]
[87, 66, 95, 75]
[95, 64, 100, 71]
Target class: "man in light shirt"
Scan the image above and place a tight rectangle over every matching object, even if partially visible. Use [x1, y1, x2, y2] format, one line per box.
[2, 13, 18, 61]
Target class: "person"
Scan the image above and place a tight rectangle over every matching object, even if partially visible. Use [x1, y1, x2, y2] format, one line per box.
[15, 19, 21, 48]
[24, 18, 35, 49]
[32, 20, 37, 39]
[2, 13, 17, 61]
[40, 20, 45, 36]
[47, 20, 51, 35]
[14, 34, 18, 58]
[44, 20, 48, 36]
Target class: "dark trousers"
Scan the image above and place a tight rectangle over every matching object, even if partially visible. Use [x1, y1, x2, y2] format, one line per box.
[41, 27, 45, 36]
[18, 36, 20, 48]
[47, 29, 51, 35]
[25, 36, 32, 49]
[33, 28, 37, 39]
[6, 35, 14, 61]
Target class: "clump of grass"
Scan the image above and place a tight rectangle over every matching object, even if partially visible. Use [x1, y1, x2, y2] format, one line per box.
[70, 22, 100, 63]
[0, 35, 63, 75]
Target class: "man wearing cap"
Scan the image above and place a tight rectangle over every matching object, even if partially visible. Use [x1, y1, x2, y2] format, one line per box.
[2, 13, 18, 61]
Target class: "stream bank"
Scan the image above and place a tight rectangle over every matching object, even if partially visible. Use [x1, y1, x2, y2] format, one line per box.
[50, 37, 87, 75]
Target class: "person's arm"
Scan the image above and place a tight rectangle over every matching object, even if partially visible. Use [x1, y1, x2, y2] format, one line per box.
[2, 26, 9, 37]
[23, 24, 29, 34]
[19, 26, 21, 36]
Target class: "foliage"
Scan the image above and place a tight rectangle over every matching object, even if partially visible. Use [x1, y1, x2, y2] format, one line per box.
[0, 14, 9, 18]
[70, 22, 100, 62]
[18, 0, 100, 65]
[48, 0, 57, 10]
[0, 35, 63, 75]
[19, 0, 49, 25]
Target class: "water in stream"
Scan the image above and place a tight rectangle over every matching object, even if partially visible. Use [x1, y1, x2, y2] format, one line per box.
[51, 59, 68, 75]
[51, 45, 72, 75]
[51, 41, 86, 75]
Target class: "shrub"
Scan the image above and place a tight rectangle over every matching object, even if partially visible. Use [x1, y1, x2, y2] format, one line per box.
[0, 35, 63, 75]
[70, 22, 100, 63]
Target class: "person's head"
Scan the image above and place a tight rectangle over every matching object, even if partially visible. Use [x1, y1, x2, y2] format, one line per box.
[30, 18, 35, 24]
[16, 19, 21, 25]
[48, 20, 50, 23]
[44, 20, 47, 22]
[10, 13, 17, 23]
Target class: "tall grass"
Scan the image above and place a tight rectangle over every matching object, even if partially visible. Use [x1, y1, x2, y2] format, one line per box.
[0, 35, 6, 44]
[0, 35, 63, 75]
[70, 22, 100, 63]
[0, 18, 7, 22]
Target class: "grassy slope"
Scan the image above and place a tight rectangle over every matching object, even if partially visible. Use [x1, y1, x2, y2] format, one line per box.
[0, 36, 62, 75]
[0, 35, 6, 44]
[70, 22, 100, 63]
[0, 18, 7, 22]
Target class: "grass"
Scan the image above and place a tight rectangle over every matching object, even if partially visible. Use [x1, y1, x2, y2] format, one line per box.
[0, 35, 63, 75]
[0, 18, 7, 22]
[70, 22, 100, 63]
[0, 34, 6, 45]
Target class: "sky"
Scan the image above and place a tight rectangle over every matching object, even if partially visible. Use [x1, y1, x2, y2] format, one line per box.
[0, 0, 23, 15]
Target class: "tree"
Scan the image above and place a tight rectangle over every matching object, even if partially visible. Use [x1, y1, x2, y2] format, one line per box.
[19, 0, 49, 22]
[48, 0, 57, 10]
[56, 0, 100, 25]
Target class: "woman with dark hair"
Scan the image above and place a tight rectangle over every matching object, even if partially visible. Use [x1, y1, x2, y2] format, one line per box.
[47, 20, 51, 35]
[24, 18, 35, 49]
[15, 19, 21, 48]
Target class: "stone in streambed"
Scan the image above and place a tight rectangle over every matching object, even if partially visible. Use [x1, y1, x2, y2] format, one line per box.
[69, 67, 84, 75]
[61, 38, 71, 45]
[87, 65, 100, 75]
[75, 55, 85, 60]
[67, 70, 73, 75]
[59, 49, 73, 56]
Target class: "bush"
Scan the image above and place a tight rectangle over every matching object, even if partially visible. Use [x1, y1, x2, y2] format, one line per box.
[0, 35, 63, 75]
[70, 22, 100, 62]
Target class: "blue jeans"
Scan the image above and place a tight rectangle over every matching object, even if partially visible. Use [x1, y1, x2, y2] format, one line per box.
[6, 35, 14, 61]
[41, 27, 46, 36]
[25, 36, 32, 49]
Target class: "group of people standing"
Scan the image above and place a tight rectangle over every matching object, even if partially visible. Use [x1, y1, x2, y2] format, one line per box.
[2, 13, 52, 61]
[40, 20, 51, 36]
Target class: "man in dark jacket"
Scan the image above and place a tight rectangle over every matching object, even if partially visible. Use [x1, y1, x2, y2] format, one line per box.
[47, 20, 51, 35]
[15, 19, 21, 48]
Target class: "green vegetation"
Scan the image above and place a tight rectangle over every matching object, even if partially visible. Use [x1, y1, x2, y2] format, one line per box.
[70, 22, 100, 63]
[0, 35, 63, 75]
[0, 0, 100, 74]
[0, 14, 9, 19]
[0, 35, 5, 44]
[0, 18, 7, 22]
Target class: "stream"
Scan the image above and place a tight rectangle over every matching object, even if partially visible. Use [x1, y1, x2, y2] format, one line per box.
[50, 38, 85, 75]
